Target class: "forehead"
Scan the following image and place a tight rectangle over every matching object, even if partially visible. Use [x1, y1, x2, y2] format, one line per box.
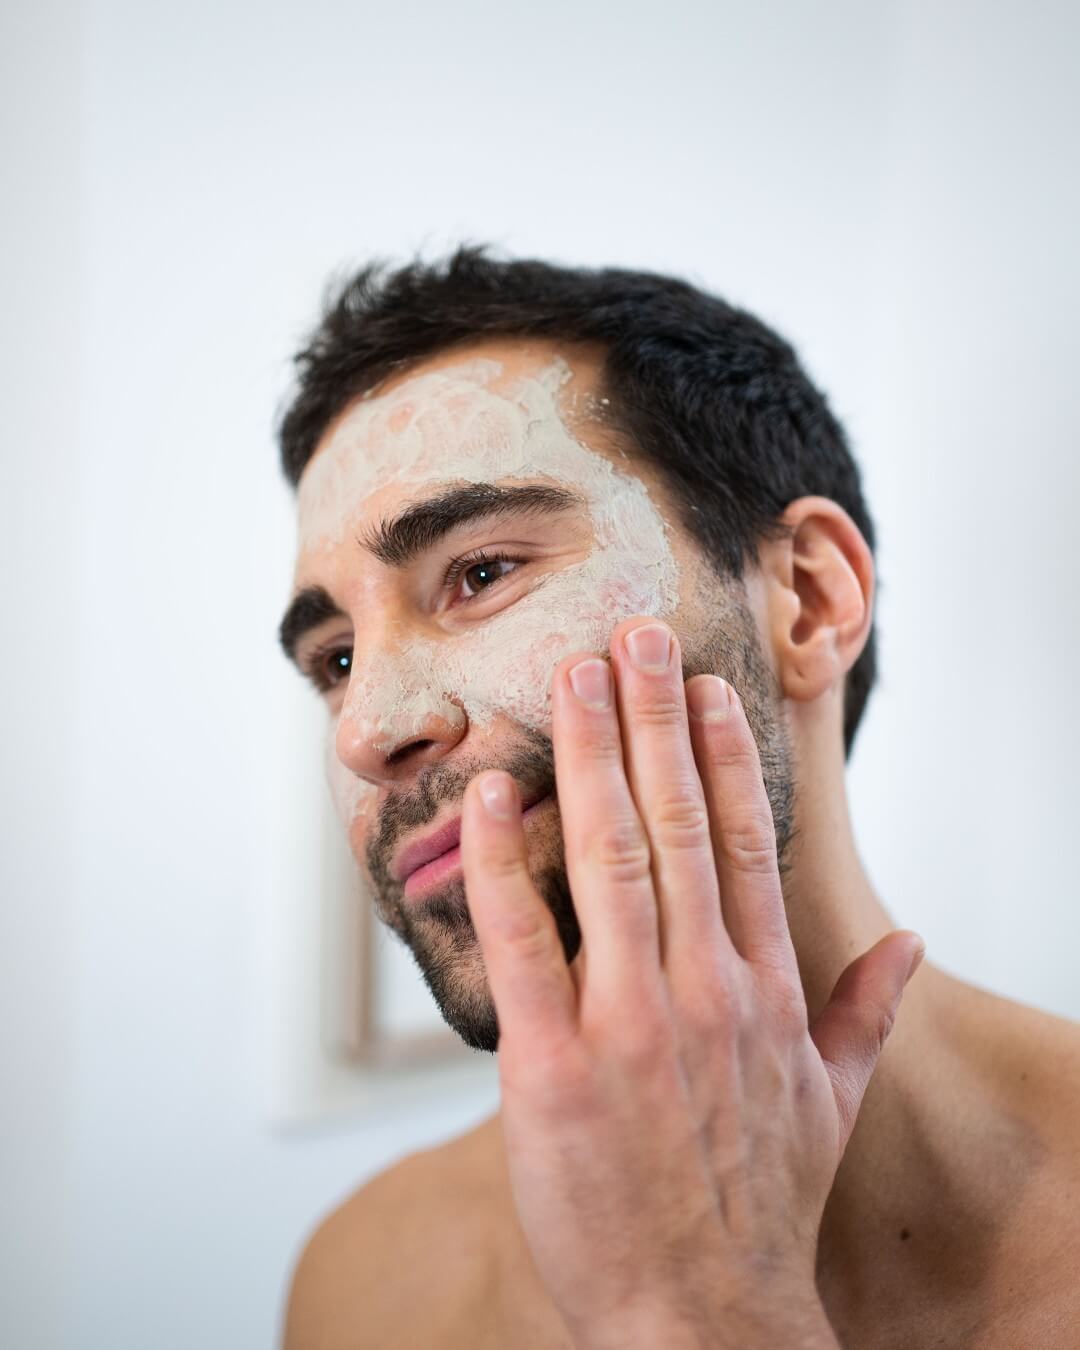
[293, 340, 622, 560]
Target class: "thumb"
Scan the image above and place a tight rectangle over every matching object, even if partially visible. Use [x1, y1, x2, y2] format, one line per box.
[809, 930, 925, 1154]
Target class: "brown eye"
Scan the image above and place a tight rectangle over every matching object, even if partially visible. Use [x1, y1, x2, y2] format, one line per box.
[322, 648, 352, 685]
[459, 558, 517, 598]
[305, 645, 351, 691]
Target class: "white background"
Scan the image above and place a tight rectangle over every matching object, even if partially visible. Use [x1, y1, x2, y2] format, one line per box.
[3, 1, 1078, 1346]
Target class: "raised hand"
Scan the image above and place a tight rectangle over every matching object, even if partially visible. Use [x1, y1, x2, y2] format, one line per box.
[459, 616, 924, 1350]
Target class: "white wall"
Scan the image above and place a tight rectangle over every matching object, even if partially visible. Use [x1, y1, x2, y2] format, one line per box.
[846, 0, 1080, 1009]
[1, 7, 81, 1347]
[3, 1, 1077, 1347]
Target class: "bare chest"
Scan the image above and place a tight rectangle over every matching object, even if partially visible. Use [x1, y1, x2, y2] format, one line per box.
[389, 1144, 1080, 1350]
[437, 1239, 577, 1350]
[407, 1292, 1080, 1350]
[414, 1245, 1080, 1350]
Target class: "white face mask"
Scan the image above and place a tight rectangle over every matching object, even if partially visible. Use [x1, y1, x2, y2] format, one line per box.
[295, 355, 681, 830]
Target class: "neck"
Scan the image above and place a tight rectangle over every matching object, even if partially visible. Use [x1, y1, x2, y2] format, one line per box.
[784, 700, 1040, 1324]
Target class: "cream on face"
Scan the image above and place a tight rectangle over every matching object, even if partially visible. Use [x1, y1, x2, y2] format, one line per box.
[294, 356, 680, 831]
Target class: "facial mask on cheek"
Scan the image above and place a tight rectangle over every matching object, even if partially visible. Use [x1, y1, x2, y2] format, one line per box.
[298, 357, 681, 831]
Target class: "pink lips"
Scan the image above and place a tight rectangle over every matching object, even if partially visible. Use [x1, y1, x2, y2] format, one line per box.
[397, 792, 551, 900]
[396, 815, 465, 888]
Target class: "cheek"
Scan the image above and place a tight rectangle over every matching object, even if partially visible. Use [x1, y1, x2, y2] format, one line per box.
[591, 580, 650, 621]
[595, 571, 663, 616]
[441, 622, 571, 737]
[518, 630, 585, 717]
[448, 545, 679, 734]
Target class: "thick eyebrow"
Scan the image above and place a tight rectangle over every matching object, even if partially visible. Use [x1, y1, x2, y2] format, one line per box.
[359, 482, 584, 567]
[278, 585, 347, 669]
[278, 481, 585, 668]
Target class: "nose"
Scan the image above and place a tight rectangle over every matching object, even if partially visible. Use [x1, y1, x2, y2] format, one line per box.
[333, 656, 467, 788]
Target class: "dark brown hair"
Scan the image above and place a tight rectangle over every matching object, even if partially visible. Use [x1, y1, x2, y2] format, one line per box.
[278, 245, 878, 758]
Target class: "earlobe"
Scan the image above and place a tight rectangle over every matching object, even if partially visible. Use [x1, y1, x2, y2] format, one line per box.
[771, 498, 874, 703]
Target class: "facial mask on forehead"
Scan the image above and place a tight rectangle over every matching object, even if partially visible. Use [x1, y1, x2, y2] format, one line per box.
[296, 357, 680, 829]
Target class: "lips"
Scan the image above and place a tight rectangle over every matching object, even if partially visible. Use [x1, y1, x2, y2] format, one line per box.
[394, 815, 465, 885]
[393, 785, 550, 886]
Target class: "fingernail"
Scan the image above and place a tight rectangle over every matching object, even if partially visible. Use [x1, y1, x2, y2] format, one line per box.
[478, 772, 516, 819]
[625, 624, 672, 672]
[687, 675, 733, 720]
[568, 658, 611, 708]
[906, 940, 926, 983]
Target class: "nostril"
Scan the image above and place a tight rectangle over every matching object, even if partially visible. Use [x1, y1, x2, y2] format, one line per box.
[385, 738, 436, 767]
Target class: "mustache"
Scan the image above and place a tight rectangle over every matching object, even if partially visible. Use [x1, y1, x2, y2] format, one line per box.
[365, 726, 555, 890]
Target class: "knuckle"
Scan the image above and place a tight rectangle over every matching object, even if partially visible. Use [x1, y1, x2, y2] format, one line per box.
[705, 734, 759, 773]
[768, 976, 809, 1037]
[674, 974, 741, 1041]
[875, 1003, 897, 1054]
[573, 720, 623, 766]
[649, 790, 710, 847]
[719, 813, 778, 874]
[588, 992, 671, 1062]
[614, 1017, 670, 1068]
[587, 817, 653, 884]
[504, 1035, 590, 1104]
[629, 691, 685, 727]
[491, 906, 555, 955]
[477, 847, 526, 882]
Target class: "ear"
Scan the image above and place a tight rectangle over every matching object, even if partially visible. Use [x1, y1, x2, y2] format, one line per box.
[761, 496, 875, 702]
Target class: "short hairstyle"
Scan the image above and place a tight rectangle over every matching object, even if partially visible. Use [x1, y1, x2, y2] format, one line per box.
[278, 245, 878, 758]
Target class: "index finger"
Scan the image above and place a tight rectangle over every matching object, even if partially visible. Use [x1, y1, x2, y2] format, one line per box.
[460, 770, 578, 1052]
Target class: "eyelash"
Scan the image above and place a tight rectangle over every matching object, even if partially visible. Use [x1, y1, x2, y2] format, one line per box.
[442, 546, 522, 599]
[301, 548, 524, 692]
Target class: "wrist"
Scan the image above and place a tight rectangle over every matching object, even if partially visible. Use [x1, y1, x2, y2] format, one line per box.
[705, 1293, 841, 1350]
[570, 1291, 840, 1350]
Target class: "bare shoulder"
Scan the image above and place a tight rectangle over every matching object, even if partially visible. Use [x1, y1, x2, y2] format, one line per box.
[978, 994, 1080, 1314]
[281, 1120, 502, 1350]
[991, 993, 1080, 1153]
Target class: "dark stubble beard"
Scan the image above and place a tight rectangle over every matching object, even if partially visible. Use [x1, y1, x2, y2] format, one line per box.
[363, 584, 797, 1054]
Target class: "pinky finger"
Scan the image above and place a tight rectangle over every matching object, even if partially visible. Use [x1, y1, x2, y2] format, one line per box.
[461, 771, 578, 1051]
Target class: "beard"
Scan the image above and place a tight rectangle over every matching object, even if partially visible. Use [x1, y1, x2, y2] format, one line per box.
[362, 581, 797, 1055]
[364, 728, 580, 1054]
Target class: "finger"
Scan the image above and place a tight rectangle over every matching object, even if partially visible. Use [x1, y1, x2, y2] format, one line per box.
[460, 771, 578, 1051]
[609, 618, 735, 974]
[550, 653, 664, 1012]
[809, 931, 925, 1152]
[686, 675, 800, 983]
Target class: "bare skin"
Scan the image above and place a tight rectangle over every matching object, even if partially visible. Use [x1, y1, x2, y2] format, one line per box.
[279, 339, 1080, 1349]
[283, 993, 1080, 1348]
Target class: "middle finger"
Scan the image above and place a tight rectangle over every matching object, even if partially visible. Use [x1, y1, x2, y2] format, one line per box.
[550, 651, 664, 1015]
[610, 618, 737, 975]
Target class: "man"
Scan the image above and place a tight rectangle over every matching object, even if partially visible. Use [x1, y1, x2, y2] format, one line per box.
[277, 248, 1080, 1348]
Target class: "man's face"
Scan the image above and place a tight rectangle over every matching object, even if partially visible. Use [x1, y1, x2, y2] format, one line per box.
[284, 340, 793, 1051]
